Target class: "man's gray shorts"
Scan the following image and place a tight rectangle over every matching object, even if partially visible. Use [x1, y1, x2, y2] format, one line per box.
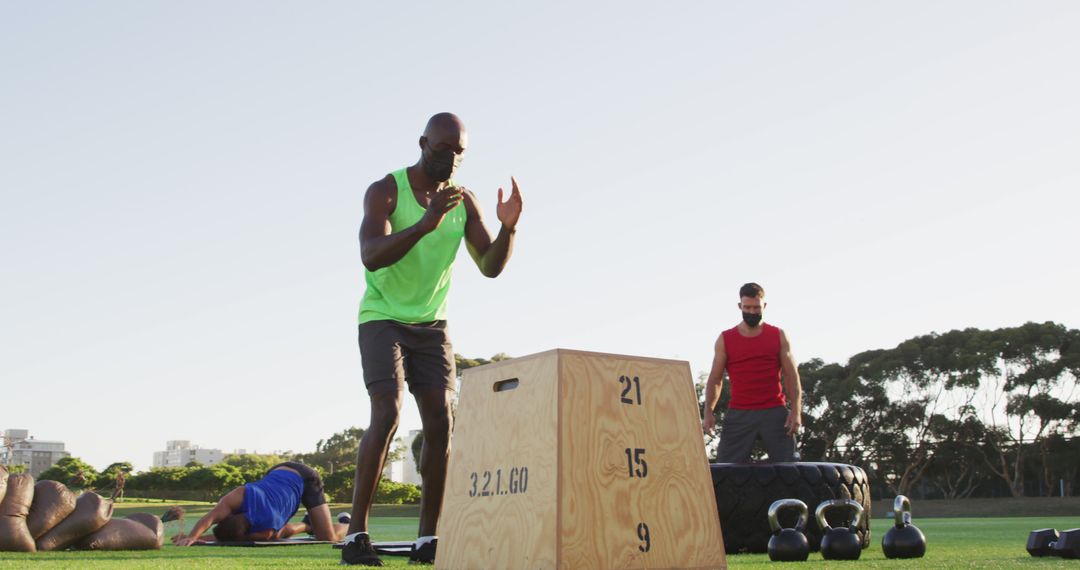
[358, 320, 455, 396]
[716, 405, 797, 463]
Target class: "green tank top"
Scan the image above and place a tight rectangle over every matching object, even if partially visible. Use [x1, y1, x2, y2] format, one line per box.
[358, 168, 467, 324]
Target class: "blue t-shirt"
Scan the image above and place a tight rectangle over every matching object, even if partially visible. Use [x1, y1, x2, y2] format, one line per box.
[242, 469, 303, 533]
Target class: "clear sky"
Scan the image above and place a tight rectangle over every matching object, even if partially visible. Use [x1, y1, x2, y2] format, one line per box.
[2, 2, 1078, 472]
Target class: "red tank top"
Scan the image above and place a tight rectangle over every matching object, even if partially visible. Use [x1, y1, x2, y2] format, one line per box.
[722, 323, 786, 410]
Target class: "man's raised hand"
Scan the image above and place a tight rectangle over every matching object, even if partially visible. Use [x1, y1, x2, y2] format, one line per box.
[432, 185, 464, 213]
[418, 186, 464, 233]
[496, 176, 523, 230]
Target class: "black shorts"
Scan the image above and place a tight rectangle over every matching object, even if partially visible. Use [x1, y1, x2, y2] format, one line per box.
[270, 462, 325, 509]
[358, 320, 455, 395]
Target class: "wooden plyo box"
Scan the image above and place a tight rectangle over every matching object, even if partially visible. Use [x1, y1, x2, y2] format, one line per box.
[436, 349, 726, 570]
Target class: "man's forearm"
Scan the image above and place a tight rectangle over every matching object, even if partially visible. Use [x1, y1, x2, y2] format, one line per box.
[479, 225, 516, 277]
[187, 513, 217, 541]
[703, 379, 722, 417]
[278, 522, 307, 539]
[361, 224, 430, 271]
[787, 392, 802, 414]
[783, 374, 802, 413]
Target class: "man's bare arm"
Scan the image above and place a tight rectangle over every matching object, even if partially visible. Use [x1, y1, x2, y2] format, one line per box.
[779, 329, 802, 435]
[174, 487, 244, 546]
[702, 334, 727, 433]
[359, 175, 464, 271]
[463, 178, 522, 278]
[276, 522, 308, 540]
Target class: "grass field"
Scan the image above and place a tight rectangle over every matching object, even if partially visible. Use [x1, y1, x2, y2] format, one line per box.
[1, 502, 1077, 568]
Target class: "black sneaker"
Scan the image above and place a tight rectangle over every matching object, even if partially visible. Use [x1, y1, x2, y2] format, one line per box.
[340, 534, 384, 566]
[409, 538, 437, 564]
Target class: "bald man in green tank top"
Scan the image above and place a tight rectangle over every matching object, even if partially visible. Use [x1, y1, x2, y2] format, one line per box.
[341, 113, 522, 566]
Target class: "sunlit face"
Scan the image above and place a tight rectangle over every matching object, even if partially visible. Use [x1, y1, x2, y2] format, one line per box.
[738, 296, 766, 315]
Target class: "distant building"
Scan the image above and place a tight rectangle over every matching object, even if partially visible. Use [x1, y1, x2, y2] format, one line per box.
[1, 428, 70, 478]
[152, 440, 224, 468]
[382, 430, 422, 486]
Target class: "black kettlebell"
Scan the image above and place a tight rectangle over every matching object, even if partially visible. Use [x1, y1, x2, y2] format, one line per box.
[882, 495, 927, 559]
[767, 499, 810, 562]
[815, 499, 864, 560]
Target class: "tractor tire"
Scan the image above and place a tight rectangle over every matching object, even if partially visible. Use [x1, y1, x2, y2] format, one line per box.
[710, 462, 872, 554]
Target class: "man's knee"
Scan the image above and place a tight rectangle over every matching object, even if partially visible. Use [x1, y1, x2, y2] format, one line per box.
[763, 408, 797, 462]
[422, 412, 451, 447]
[717, 442, 753, 463]
[716, 411, 757, 463]
[368, 392, 403, 434]
[716, 431, 754, 463]
[765, 436, 798, 462]
[416, 389, 452, 432]
[370, 413, 400, 439]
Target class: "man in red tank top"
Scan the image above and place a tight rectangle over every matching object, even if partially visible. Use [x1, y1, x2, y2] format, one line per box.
[702, 283, 803, 463]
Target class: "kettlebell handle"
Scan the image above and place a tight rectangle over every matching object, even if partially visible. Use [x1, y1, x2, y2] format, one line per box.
[892, 495, 913, 527]
[815, 499, 865, 531]
[768, 499, 809, 533]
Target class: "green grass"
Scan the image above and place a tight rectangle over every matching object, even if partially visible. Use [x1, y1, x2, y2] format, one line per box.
[730, 516, 1080, 568]
[2, 510, 1078, 568]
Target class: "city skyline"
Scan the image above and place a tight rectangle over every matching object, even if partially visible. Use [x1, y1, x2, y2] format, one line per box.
[1, 428, 418, 477]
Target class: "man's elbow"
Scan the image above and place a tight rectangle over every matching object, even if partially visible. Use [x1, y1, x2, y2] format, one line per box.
[360, 250, 384, 272]
[479, 259, 503, 278]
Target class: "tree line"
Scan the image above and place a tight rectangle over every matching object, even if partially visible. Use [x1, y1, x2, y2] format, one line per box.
[32, 354, 511, 503]
[38, 445, 419, 504]
[32, 327, 1077, 504]
[702, 321, 1080, 499]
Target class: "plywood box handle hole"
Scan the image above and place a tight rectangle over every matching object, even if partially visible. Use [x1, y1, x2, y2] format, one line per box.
[493, 378, 520, 392]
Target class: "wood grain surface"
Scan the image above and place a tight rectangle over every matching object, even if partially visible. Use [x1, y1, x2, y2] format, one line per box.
[437, 349, 726, 570]
[558, 351, 726, 569]
[438, 351, 560, 569]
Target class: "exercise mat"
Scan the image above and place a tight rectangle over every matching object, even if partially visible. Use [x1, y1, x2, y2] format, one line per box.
[194, 537, 335, 547]
[332, 540, 413, 556]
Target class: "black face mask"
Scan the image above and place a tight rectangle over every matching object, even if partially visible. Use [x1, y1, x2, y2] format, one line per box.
[423, 147, 457, 182]
[742, 312, 762, 327]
